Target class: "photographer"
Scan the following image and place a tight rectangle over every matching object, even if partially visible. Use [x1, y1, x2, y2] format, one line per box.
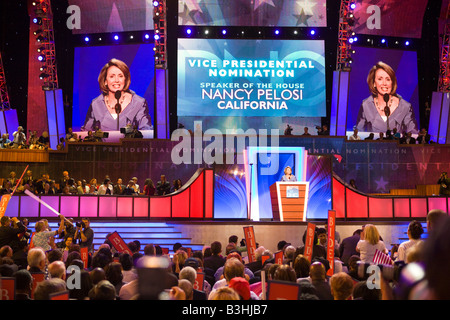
[437, 172, 450, 196]
[284, 124, 293, 136]
[74, 218, 94, 253]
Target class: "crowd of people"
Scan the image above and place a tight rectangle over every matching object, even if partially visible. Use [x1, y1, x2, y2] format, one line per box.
[0, 170, 182, 196]
[348, 127, 433, 144]
[0, 125, 145, 151]
[0, 209, 448, 300]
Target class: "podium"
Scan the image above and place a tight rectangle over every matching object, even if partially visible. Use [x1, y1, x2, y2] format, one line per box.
[270, 182, 309, 222]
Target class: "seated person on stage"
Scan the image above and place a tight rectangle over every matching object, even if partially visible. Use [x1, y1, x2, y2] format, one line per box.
[98, 178, 113, 195]
[56, 137, 65, 150]
[12, 126, 26, 149]
[113, 178, 125, 195]
[123, 180, 138, 196]
[83, 130, 96, 142]
[281, 166, 297, 182]
[37, 131, 50, 149]
[156, 175, 171, 195]
[0, 133, 11, 148]
[65, 128, 78, 142]
[82, 58, 152, 132]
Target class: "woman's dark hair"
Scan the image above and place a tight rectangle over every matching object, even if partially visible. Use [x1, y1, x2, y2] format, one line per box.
[69, 270, 93, 300]
[408, 220, 424, 240]
[119, 253, 133, 271]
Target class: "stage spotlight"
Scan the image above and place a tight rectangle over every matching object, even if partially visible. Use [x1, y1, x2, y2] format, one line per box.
[349, 38, 354, 44]
[381, 38, 386, 44]
[204, 29, 209, 35]
[39, 72, 49, 80]
[113, 34, 119, 41]
[130, 35, 134, 40]
[310, 29, 316, 35]
[405, 40, 410, 46]
[36, 35, 45, 42]
[153, 1, 159, 7]
[37, 46, 45, 53]
[154, 34, 160, 40]
[33, 29, 43, 36]
[186, 28, 192, 35]
[275, 29, 280, 35]
[222, 29, 227, 35]
[33, 17, 42, 25]
[144, 34, 150, 40]
[37, 54, 46, 62]
[293, 30, 298, 35]
[353, 36, 358, 42]
[350, 3, 356, 10]
[84, 36, 90, 42]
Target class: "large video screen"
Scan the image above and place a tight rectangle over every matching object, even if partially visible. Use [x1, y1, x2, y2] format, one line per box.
[346, 47, 420, 133]
[353, 0, 428, 39]
[178, 0, 327, 27]
[68, 0, 154, 34]
[177, 39, 326, 131]
[213, 154, 331, 219]
[72, 44, 155, 131]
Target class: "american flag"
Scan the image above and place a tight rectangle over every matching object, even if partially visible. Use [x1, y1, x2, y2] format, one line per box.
[372, 249, 393, 265]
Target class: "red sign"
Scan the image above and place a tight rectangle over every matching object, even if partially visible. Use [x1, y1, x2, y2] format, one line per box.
[0, 195, 10, 218]
[0, 277, 16, 300]
[106, 232, 132, 255]
[326, 210, 336, 277]
[274, 251, 283, 265]
[261, 254, 271, 265]
[50, 290, 70, 300]
[267, 280, 301, 300]
[243, 226, 257, 263]
[31, 272, 45, 299]
[193, 272, 205, 291]
[80, 247, 89, 269]
[304, 223, 316, 262]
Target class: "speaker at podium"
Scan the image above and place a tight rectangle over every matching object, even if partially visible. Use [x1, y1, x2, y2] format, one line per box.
[270, 181, 309, 222]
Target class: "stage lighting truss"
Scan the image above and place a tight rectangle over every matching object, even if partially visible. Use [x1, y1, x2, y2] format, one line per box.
[336, 0, 356, 71]
[32, 0, 58, 90]
[0, 51, 11, 110]
[438, 2, 450, 92]
[153, 0, 167, 69]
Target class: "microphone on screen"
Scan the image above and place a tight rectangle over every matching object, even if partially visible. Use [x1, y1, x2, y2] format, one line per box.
[114, 90, 122, 114]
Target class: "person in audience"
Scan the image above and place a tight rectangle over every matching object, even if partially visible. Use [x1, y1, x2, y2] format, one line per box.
[171, 179, 183, 193]
[14, 269, 33, 300]
[113, 178, 125, 195]
[143, 178, 156, 195]
[32, 216, 65, 252]
[203, 241, 226, 273]
[105, 262, 125, 296]
[34, 278, 67, 300]
[65, 127, 78, 142]
[214, 252, 254, 283]
[426, 209, 447, 233]
[48, 261, 66, 280]
[156, 174, 171, 195]
[330, 272, 354, 300]
[309, 262, 333, 300]
[208, 286, 240, 300]
[123, 180, 138, 195]
[69, 270, 93, 300]
[397, 220, 424, 263]
[12, 126, 26, 148]
[348, 128, 361, 140]
[0, 133, 11, 148]
[74, 217, 95, 253]
[437, 172, 450, 196]
[38, 131, 50, 148]
[98, 178, 114, 195]
[27, 247, 47, 273]
[294, 254, 310, 280]
[0, 216, 26, 253]
[417, 128, 431, 144]
[356, 224, 387, 263]
[339, 229, 362, 266]
[89, 280, 117, 300]
[179, 266, 207, 300]
[399, 131, 416, 144]
[352, 280, 381, 300]
[228, 277, 252, 300]
[120, 253, 137, 283]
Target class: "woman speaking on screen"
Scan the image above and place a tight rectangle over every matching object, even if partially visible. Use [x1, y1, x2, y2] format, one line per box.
[82, 58, 153, 132]
[355, 61, 418, 134]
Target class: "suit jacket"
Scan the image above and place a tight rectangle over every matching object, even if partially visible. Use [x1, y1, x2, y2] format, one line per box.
[356, 95, 418, 134]
[114, 184, 126, 195]
[339, 235, 360, 265]
[83, 91, 152, 131]
[203, 255, 226, 273]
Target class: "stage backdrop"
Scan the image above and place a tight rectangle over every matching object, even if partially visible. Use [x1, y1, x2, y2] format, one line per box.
[68, 0, 154, 34]
[352, 0, 428, 39]
[177, 38, 326, 132]
[72, 44, 155, 131]
[178, 0, 327, 27]
[346, 46, 420, 132]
